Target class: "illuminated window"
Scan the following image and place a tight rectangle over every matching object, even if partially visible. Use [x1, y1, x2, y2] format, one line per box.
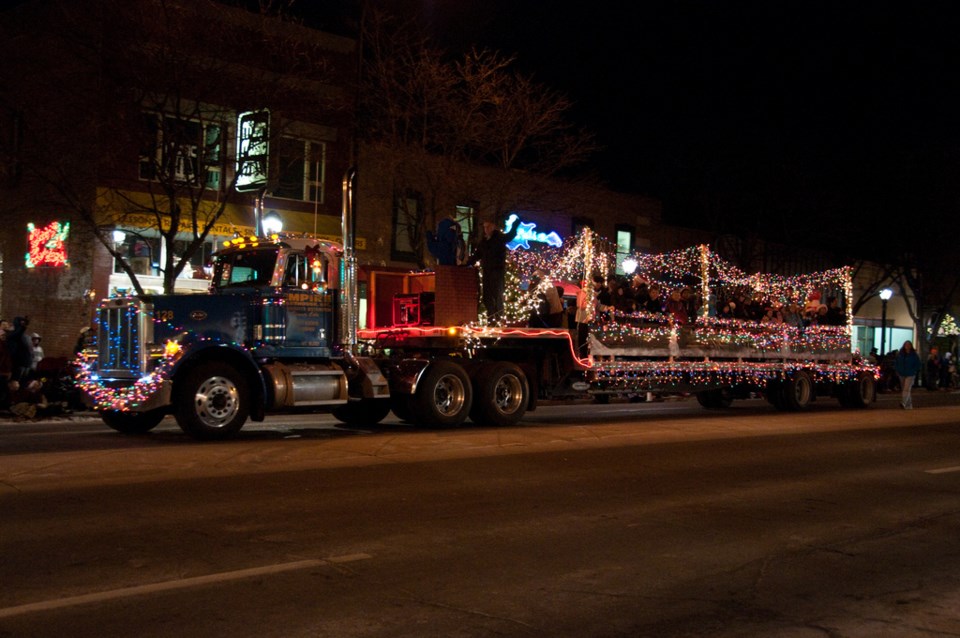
[271, 137, 325, 202]
[454, 204, 475, 261]
[173, 239, 215, 278]
[139, 113, 222, 189]
[615, 224, 634, 275]
[113, 233, 160, 276]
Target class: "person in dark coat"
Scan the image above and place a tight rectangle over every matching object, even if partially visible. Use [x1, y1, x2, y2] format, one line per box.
[426, 217, 463, 266]
[7, 316, 34, 383]
[894, 340, 922, 409]
[0, 319, 12, 409]
[467, 219, 519, 322]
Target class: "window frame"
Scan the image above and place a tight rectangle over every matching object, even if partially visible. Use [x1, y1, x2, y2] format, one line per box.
[138, 111, 223, 190]
[391, 190, 421, 263]
[269, 136, 326, 203]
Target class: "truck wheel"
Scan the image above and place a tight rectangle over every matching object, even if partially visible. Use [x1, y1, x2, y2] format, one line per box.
[333, 399, 391, 426]
[412, 360, 472, 427]
[696, 389, 733, 409]
[471, 362, 528, 426]
[175, 362, 249, 440]
[781, 371, 813, 411]
[100, 409, 165, 434]
[842, 371, 876, 408]
[765, 379, 786, 411]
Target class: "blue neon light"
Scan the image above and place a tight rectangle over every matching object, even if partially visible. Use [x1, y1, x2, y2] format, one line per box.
[504, 214, 563, 251]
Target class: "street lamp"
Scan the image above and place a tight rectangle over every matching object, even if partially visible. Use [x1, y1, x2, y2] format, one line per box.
[879, 288, 894, 358]
[261, 211, 283, 235]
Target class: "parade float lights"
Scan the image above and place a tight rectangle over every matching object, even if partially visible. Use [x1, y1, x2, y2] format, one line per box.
[488, 231, 856, 370]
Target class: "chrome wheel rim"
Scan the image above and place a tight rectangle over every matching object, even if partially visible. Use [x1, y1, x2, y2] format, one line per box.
[433, 374, 466, 417]
[493, 374, 524, 414]
[194, 375, 240, 428]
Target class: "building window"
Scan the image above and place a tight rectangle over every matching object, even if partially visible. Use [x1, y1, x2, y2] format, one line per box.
[114, 233, 161, 276]
[392, 191, 421, 262]
[271, 137, 325, 202]
[173, 239, 215, 279]
[572, 216, 594, 237]
[615, 224, 634, 275]
[454, 204, 476, 260]
[139, 113, 222, 189]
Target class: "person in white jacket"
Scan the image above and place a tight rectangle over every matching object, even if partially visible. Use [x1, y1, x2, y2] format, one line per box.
[30, 333, 44, 370]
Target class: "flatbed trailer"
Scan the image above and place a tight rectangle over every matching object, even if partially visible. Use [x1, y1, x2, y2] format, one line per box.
[355, 238, 876, 425]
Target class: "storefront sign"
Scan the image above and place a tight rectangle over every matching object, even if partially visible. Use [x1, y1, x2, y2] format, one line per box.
[504, 213, 563, 251]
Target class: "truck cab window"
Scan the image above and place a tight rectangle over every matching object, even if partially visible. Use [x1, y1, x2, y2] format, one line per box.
[283, 252, 328, 289]
[214, 248, 279, 288]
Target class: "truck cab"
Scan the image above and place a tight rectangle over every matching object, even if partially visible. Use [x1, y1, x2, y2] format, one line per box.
[77, 234, 389, 440]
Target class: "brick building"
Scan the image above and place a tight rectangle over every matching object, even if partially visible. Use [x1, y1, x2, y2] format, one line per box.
[1, 0, 356, 358]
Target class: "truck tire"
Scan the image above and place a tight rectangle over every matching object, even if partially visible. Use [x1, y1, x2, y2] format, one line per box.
[333, 399, 391, 426]
[412, 360, 472, 427]
[765, 379, 786, 410]
[175, 362, 249, 440]
[781, 370, 813, 411]
[841, 371, 876, 408]
[100, 408, 165, 434]
[696, 388, 733, 409]
[470, 361, 528, 426]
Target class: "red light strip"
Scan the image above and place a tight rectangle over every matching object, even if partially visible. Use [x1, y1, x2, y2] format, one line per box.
[357, 325, 592, 368]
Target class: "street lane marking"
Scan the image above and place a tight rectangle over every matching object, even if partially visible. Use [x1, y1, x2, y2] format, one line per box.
[926, 466, 960, 474]
[0, 555, 370, 618]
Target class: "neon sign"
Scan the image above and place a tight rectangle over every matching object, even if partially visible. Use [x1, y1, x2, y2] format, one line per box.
[504, 214, 563, 251]
[26, 221, 70, 268]
[236, 110, 270, 192]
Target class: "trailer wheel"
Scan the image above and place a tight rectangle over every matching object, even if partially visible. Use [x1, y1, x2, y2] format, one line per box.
[696, 388, 733, 409]
[175, 362, 249, 440]
[781, 371, 813, 411]
[333, 399, 391, 426]
[471, 362, 528, 426]
[841, 371, 876, 409]
[100, 408, 165, 434]
[412, 361, 472, 427]
[765, 379, 786, 410]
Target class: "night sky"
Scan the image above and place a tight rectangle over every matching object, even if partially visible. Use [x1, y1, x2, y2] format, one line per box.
[300, 0, 960, 254]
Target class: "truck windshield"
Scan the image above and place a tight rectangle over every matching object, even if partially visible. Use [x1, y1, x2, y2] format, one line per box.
[214, 248, 279, 288]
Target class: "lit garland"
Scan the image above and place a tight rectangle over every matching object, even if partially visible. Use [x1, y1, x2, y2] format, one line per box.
[591, 360, 876, 393]
[591, 312, 851, 353]
[74, 299, 257, 412]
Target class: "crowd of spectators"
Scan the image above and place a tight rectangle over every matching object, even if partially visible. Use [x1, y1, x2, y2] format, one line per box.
[0, 316, 75, 419]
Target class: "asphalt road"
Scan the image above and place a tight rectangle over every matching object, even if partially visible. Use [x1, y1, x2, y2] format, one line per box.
[2, 393, 960, 637]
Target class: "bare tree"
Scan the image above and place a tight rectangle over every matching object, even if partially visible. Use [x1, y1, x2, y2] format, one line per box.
[359, 10, 596, 267]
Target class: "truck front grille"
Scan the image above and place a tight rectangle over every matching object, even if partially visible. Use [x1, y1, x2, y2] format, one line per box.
[97, 298, 153, 379]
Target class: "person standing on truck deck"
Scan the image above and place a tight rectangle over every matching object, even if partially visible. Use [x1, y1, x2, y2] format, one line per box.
[426, 217, 463, 266]
[894, 340, 921, 409]
[467, 218, 519, 322]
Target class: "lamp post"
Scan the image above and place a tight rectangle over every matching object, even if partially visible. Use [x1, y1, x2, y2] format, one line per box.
[879, 288, 894, 358]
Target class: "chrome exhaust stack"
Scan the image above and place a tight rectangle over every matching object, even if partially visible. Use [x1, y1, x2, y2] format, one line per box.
[340, 167, 358, 353]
